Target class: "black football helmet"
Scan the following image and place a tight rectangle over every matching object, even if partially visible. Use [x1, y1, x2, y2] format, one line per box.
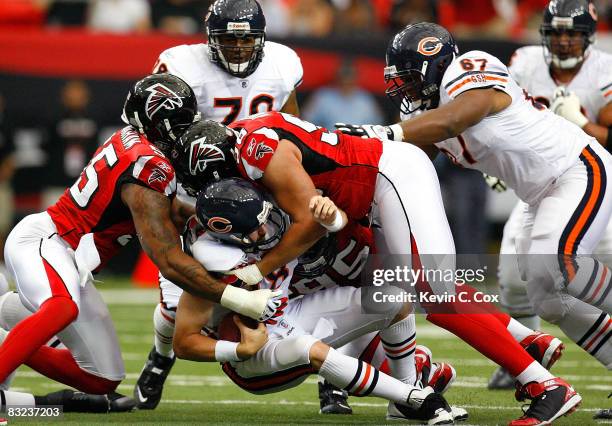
[121, 73, 199, 155]
[171, 120, 239, 197]
[293, 233, 337, 279]
[196, 177, 287, 252]
[540, 0, 597, 69]
[385, 22, 459, 115]
[206, 0, 266, 78]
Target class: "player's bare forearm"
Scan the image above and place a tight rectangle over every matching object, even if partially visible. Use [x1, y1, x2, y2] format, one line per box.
[170, 197, 195, 230]
[583, 121, 609, 145]
[280, 90, 300, 116]
[174, 292, 218, 361]
[257, 140, 325, 274]
[122, 183, 227, 301]
[397, 88, 508, 146]
[257, 220, 326, 276]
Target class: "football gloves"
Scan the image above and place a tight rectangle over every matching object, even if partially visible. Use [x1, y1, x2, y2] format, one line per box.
[335, 123, 404, 141]
[483, 173, 507, 193]
[220, 285, 287, 323]
[550, 87, 588, 128]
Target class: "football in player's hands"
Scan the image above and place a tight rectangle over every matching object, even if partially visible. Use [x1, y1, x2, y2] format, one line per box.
[217, 313, 259, 343]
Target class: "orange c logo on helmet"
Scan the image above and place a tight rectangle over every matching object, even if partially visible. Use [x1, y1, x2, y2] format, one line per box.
[207, 217, 232, 233]
[417, 37, 443, 56]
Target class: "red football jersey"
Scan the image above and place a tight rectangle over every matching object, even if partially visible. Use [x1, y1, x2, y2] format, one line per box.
[47, 126, 176, 268]
[289, 221, 375, 298]
[230, 112, 383, 220]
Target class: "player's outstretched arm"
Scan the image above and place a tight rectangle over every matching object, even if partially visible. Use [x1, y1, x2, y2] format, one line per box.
[395, 88, 510, 146]
[256, 140, 327, 276]
[122, 183, 228, 301]
[170, 196, 195, 230]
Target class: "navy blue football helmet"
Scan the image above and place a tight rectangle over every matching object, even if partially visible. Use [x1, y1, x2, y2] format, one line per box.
[196, 177, 287, 252]
[206, 0, 266, 78]
[385, 22, 459, 115]
[121, 73, 199, 155]
[540, 0, 597, 69]
[171, 120, 238, 197]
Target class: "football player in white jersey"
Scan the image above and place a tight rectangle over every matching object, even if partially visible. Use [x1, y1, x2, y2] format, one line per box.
[489, 0, 612, 391]
[135, 0, 303, 408]
[171, 176, 465, 425]
[336, 20, 612, 424]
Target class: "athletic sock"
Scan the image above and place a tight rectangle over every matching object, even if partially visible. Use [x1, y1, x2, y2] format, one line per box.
[319, 347, 421, 404]
[0, 296, 78, 382]
[153, 304, 175, 358]
[0, 390, 35, 408]
[380, 314, 417, 384]
[507, 317, 535, 342]
[25, 346, 119, 394]
[558, 308, 612, 368]
[515, 361, 554, 385]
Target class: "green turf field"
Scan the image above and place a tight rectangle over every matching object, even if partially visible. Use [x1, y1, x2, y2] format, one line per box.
[5, 278, 611, 425]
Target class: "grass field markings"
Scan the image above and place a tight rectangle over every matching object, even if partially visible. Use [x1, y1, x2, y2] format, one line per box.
[159, 399, 607, 413]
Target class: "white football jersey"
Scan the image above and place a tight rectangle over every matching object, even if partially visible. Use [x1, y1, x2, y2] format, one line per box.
[433, 50, 591, 204]
[156, 41, 303, 204]
[154, 41, 302, 125]
[509, 45, 612, 121]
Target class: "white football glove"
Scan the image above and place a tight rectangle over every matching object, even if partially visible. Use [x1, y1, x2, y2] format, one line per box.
[550, 86, 588, 128]
[225, 264, 264, 286]
[482, 173, 507, 193]
[220, 286, 287, 322]
[335, 123, 404, 141]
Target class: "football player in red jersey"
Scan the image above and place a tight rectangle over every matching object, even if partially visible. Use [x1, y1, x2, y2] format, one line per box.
[0, 74, 285, 409]
[182, 113, 579, 423]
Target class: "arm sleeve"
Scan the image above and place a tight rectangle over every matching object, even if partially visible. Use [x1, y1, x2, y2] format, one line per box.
[123, 155, 177, 197]
[598, 55, 612, 106]
[442, 51, 511, 100]
[237, 127, 280, 180]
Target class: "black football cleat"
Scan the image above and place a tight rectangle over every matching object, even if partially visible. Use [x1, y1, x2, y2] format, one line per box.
[318, 380, 352, 414]
[593, 393, 611, 420]
[134, 346, 176, 410]
[38, 389, 109, 413]
[387, 387, 454, 425]
[488, 367, 515, 390]
[510, 378, 581, 425]
[108, 392, 136, 412]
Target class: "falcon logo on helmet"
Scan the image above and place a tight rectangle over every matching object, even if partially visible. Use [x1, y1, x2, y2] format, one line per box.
[145, 83, 184, 119]
[189, 137, 226, 175]
[207, 216, 232, 233]
[417, 37, 443, 56]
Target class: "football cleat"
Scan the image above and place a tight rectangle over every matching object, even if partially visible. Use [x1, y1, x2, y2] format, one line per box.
[489, 332, 564, 390]
[520, 332, 564, 370]
[40, 389, 109, 413]
[488, 367, 515, 390]
[387, 387, 454, 425]
[415, 345, 456, 394]
[108, 391, 137, 412]
[318, 380, 352, 414]
[510, 378, 581, 425]
[593, 393, 611, 420]
[134, 346, 176, 410]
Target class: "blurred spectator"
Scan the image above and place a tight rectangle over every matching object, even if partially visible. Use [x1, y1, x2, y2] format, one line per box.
[303, 59, 384, 130]
[87, 0, 151, 33]
[259, 0, 291, 37]
[0, 0, 48, 27]
[43, 80, 98, 207]
[0, 94, 15, 266]
[289, 0, 334, 37]
[334, 0, 379, 35]
[46, 0, 87, 27]
[389, 0, 437, 32]
[152, 0, 206, 35]
[439, 0, 511, 38]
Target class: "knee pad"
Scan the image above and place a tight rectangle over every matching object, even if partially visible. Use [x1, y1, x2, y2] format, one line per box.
[274, 335, 318, 368]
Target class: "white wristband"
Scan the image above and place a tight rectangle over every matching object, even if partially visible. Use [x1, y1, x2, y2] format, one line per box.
[215, 340, 240, 362]
[388, 124, 405, 141]
[321, 209, 344, 232]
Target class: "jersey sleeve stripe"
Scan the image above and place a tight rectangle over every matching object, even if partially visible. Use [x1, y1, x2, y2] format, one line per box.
[603, 89, 612, 98]
[447, 76, 508, 96]
[443, 70, 509, 89]
[132, 155, 154, 179]
[294, 77, 303, 89]
[600, 82, 612, 92]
